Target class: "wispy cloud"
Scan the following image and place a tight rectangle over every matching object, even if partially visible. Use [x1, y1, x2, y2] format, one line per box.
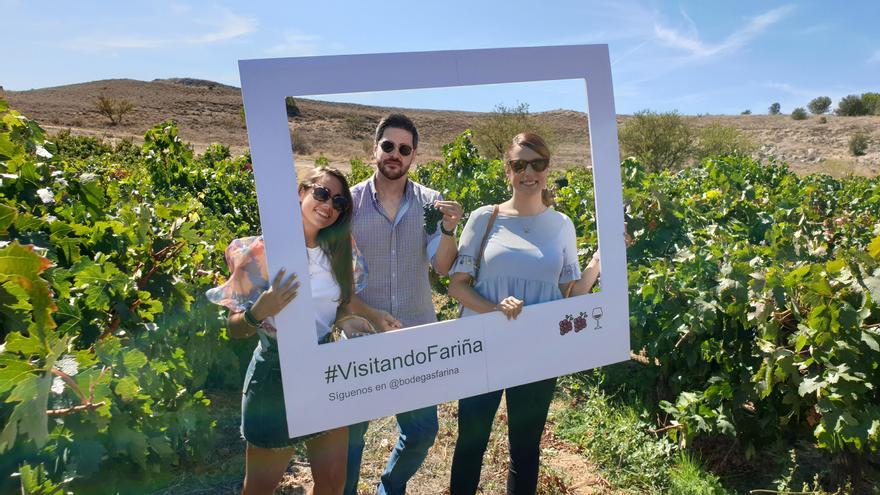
[654, 5, 794, 59]
[66, 8, 256, 51]
[265, 32, 322, 56]
[869, 49, 880, 64]
[762, 81, 819, 99]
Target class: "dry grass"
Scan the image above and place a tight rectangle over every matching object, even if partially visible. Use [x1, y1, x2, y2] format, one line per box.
[6, 79, 879, 176]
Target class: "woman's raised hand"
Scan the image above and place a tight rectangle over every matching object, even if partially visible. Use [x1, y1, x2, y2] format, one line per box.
[495, 296, 524, 320]
[250, 268, 300, 322]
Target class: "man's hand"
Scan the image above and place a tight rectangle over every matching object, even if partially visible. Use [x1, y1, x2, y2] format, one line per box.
[495, 296, 524, 320]
[434, 200, 464, 232]
[251, 268, 299, 321]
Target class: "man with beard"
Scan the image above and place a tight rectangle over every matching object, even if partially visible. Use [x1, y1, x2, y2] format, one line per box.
[344, 113, 463, 495]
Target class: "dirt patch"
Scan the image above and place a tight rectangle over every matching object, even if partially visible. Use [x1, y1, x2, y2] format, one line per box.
[278, 399, 615, 494]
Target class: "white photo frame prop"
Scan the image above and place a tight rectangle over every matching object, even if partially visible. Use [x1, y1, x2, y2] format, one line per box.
[238, 44, 630, 437]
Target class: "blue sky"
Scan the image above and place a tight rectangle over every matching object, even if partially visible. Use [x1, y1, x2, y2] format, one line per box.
[4, 0, 878, 115]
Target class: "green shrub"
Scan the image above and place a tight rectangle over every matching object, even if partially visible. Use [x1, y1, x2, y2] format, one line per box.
[472, 102, 555, 160]
[694, 124, 756, 159]
[849, 131, 869, 156]
[769, 102, 781, 115]
[791, 107, 808, 120]
[346, 158, 374, 185]
[836, 94, 868, 116]
[94, 95, 134, 125]
[808, 96, 832, 115]
[50, 129, 113, 158]
[618, 110, 695, 171]
[0, 105, 246, 492]
[741, 109, 752, 115]
[862, 92, 880, 115]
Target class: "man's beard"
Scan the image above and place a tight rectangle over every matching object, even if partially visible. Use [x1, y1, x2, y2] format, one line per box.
[378, 159, 409, 181]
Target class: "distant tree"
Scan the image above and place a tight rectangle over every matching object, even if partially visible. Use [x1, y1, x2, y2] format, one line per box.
[861, 92, 880, 115]
[808, 96, 832, 115]
[791, 107, 808, 120]
[94, 95, 134, 125]
[741, 109, 752, 115]
[768, 102, 781, 115]
[849, 132, 869, 156]
[472, 102, 555, 160]
[836, 94, 867, 116]
[618, 110, 695, 172]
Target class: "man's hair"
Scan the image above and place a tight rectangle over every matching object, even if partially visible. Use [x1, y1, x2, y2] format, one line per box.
[374, 113, 419, 149]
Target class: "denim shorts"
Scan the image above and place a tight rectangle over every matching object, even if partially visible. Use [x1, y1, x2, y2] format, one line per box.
[241, 345, 323, 449]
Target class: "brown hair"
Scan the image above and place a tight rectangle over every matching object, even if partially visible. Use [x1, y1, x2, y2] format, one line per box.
[298, 166, 354, 305]
[375, 113, 419, 149]
[504, 132, 554, 206]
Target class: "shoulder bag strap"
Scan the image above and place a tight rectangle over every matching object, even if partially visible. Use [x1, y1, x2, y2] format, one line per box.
[458, 205, 499, 318]
[472, 205, 499, 284]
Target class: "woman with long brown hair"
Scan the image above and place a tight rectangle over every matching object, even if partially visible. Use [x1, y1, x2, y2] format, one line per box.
[447, 133, 600, 494]
[207, 166, 395, 495]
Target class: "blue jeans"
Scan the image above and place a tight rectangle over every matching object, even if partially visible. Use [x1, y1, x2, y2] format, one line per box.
[344, 405, 439, 495]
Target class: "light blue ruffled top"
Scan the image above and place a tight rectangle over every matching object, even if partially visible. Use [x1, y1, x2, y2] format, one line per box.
[451, 205, 582, 316]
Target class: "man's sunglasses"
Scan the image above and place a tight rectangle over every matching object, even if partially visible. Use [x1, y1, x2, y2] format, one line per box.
[310, 185, 350, 212]
[507, 159, 550, 173]
[379, 140, 413, 157]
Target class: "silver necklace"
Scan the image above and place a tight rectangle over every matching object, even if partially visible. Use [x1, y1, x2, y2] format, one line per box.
[520, 211, 542, 234]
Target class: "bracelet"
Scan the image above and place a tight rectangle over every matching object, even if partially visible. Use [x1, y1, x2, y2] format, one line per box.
[331, 314, 376, 340]
[243, 305, 263, 328]
[440, 222, 456, 236]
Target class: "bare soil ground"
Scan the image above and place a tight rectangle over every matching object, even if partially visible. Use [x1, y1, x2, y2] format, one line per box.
[175, 391, 614, 495]
[4, 78, 879, 176]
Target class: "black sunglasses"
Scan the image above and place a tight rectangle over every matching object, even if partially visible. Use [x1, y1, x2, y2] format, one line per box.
[310, 185, 350, 212]
[379, 139, 413, 157]
[507, 158, 550, 173]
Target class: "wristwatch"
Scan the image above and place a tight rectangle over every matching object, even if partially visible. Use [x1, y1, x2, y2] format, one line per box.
[243, 303, 263, 328]
[440, 222, 456, 236]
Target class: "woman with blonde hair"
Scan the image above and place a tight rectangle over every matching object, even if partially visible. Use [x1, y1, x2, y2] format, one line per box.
[447, 133, 600, 494]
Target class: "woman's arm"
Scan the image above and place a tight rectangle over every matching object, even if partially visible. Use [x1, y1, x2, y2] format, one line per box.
[227, 311, 258, 339]
[226, 268, 299, 338]
[565, 252, 601, 297]
[448, 272, 523, 319]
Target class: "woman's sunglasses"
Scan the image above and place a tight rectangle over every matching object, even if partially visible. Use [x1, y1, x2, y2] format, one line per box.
[310, 185, 350, 212]
[507, 158, 550, 173]
[379, 140, 413, 157]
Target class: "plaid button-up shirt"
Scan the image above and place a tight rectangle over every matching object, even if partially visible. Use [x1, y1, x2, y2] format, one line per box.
[351, 174, 443, 328]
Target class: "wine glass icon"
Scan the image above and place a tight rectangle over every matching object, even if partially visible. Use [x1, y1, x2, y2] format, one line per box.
[592, 307, 603, 330]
